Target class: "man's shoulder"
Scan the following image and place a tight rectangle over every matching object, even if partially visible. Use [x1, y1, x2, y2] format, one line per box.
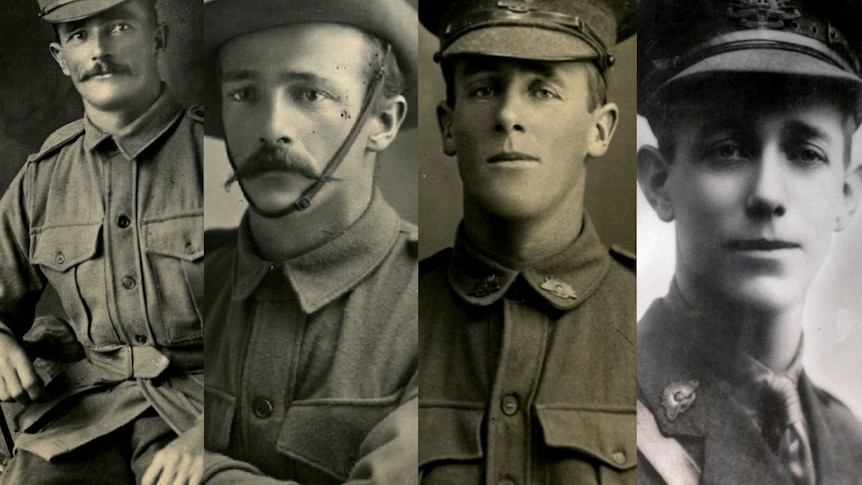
[27, 119, 85, 164]
[806, 379, 862, 442]
[419, 247, 451, 278]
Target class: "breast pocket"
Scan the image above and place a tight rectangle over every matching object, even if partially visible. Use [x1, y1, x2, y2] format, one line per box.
[536, 406, 637, 485]
[419, 404, 485, 484]
[144, 213, 203, 344]
[277, 395, 400, 483]
[30, 223, 103, 342]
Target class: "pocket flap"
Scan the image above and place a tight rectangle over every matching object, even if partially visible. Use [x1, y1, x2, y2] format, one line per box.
[418, 404, 485, 467]
[31, 223, 101, 272]
[277, 397, 398, 480]
[535, 406, 636, 470]
[204, 386, 235, 452]
[145, 214, 203, 261]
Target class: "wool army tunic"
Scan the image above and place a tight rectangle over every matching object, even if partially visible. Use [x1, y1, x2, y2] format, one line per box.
[0, 87, 204, 459]
[418, 216, 637, 484]
[203, 192, 418, 484]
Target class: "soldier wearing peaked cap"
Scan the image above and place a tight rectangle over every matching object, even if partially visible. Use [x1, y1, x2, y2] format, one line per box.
[201, 0, 419, 483]
[417, 0, 637, 483]
[636, 0, 862, 483]
[0, 0, 204, 484]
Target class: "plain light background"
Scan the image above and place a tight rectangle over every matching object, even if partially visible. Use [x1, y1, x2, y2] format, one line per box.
[637, 116, 862, 418]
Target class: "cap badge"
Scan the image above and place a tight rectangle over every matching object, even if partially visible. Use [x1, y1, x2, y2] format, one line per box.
[497, 0, 538, 14]
[726, 0, 800, 29]
[470, 274, 502, 297]
[660, 380, 700, 421]
[539, 277, 578, 300]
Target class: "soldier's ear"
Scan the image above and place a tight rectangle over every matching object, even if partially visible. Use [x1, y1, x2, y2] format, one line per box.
[367, 95, 406, 152]
[835, 163, 862, 231]
[586, 102, 618, 158]
[436, 101, 456, 156]
[638, 145, 675, 222]
[154, 23, 168, 56]
[49, 43, 70, 77]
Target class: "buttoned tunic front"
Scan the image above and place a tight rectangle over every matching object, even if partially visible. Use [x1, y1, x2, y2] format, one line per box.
[203, 193, 418, 484]
[0, 86, 204, 459]
[418, 216, 637, 485]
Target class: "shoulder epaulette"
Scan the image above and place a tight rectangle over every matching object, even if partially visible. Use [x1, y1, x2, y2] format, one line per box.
[28, 119, 85, 163]
[187, 105, 204, 123]
[420, 247, 452, 277]
[610, 244, 636, 271]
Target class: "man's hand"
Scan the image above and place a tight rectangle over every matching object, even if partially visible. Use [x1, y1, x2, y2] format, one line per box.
[0, 331, 43, 404]
[142, 423, 204, 485]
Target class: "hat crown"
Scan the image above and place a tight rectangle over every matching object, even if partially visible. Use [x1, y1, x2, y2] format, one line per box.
[638, 0, 862, 114]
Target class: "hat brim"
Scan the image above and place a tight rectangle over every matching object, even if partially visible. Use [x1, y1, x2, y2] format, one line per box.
[656, 48, 862, 99]
[442, 26, 598, 62]
[41, 0, 130, 23]
[203, 0, 418, 139]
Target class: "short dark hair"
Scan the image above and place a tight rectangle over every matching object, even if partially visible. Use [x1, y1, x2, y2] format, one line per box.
[367, 36, 406, 113]
[52, 0, 159, 43]
[440, 57, 608, 112]
[648, 73, 857, 165]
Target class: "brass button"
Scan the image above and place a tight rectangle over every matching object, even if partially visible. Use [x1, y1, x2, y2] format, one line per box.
[122, 276, 136, 289]
[612, 450, 627, 465]
[134, 334, 147, 344]
[55, 253, 65, 264]
[501, 394, 519, 416]
[184, 242, 196, 254]
[117, 215, 130, 228]
[252, 397, 273, 418]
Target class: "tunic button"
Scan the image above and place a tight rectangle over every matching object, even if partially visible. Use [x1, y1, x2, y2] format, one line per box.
[122, 276, 136, 289]
[134, 334, 147, 344]
[55, 253, 65, 264]
[117, 215, 130, 228]
[184, 242, 196, 254]
[252, 397, 273, 418]
[501, 394, 519, 416]
[612, 450, 627, 465]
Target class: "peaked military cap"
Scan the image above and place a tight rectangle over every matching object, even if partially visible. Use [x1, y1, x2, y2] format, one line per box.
[203, 0, 419, 139]
[37, 0, 140, 23]
[638, 0, 862, 118]
[419, 0, 636, 69]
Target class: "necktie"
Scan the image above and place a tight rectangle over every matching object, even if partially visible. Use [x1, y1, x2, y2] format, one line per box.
[761, 375, 816, 485]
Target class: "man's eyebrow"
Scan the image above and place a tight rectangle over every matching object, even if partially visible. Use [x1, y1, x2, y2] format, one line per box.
[221, 69, 341, 92]
[783, 119, 833, 145]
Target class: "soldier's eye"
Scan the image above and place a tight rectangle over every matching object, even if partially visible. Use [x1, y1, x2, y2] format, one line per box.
[707, 143, 746, 159]
[109, 23, 131, 34]
[469, 86, 496, 99]
[67, 31, 86, 42]
[791, 146, 828, 166]
[226, 88, 256, 102]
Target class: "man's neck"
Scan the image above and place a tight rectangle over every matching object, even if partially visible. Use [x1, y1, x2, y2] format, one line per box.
[248, 187, 373, 262]
[462, 192, 584, 269]
[669, 277, 805, 372]
[84, 85, 162, 134]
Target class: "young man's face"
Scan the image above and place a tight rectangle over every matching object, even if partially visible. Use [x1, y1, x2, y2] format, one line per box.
[658, 92, 856, 312]
[437, 56, 616, 220]
[219, 24, 381, 214]
[50, 0, 163, 112]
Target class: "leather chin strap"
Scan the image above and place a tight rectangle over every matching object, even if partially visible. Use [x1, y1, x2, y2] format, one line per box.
[241, 45, 391, 219]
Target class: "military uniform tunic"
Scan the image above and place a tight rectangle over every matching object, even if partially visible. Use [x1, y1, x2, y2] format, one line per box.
[637, 286, 862, 485]
[0, 86, 204, 459]
[418, 216, 636, 485]
[203, 192, 418, 484]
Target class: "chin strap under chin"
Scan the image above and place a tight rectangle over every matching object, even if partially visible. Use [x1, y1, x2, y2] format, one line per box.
[242, 45, 391, 219]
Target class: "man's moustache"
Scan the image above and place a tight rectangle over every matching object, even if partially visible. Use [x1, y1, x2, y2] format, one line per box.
[79, 60, 131, 82]
[224, 143, 333, 189]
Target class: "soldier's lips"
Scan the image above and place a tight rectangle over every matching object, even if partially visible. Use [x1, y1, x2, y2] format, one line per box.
[725, 239, 800, 251]
[487, 152, 540, 164]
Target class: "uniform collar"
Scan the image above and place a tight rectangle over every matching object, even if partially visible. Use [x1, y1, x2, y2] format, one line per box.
[447, 214, 610, 310]
[231, 190, 402, 313]
[82, 83, 183, 160]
